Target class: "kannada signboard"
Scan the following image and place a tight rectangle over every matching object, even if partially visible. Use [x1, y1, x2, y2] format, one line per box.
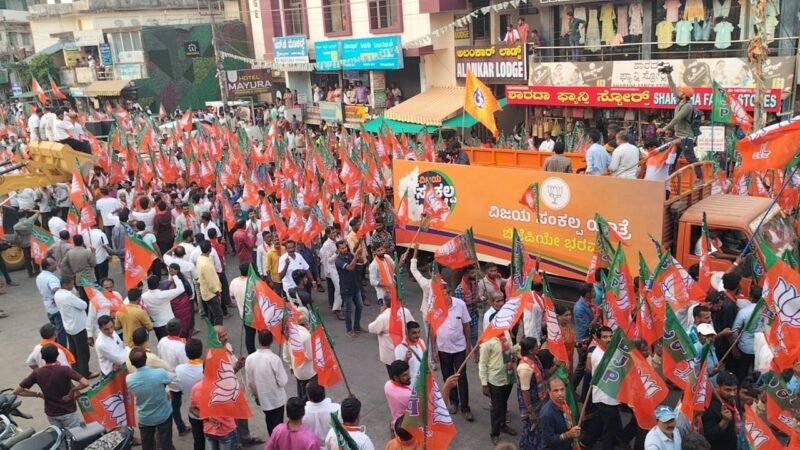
[314, 36, 403, 71]
[273, 36, 309, 64]
[505, 85, 782, 112]
[455, 44, 527, 83]
[226, 69, 272, 97]
[99, 43, 113, 66]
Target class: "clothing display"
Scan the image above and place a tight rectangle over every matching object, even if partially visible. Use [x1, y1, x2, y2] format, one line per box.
[738, 0, 750, 37]
[693, 18, 712, 40]
[616, 5, 629, 36]
[551, 119, 563, 137]
[600, 4, 616, 44]
[664, 0, 681, 22]
[656, 20, 675, 49]
[765, 0, 779, 17]
[714, 21, 734, 48]
[574, 7, 587, 44]
[586, 9, 601, 51]
[712, 0, 731, 18]
[675, 20, 693, 45]
[684, 0, 706, 20]
[628, 1, 643, 35]
[765, 15, 779, 42]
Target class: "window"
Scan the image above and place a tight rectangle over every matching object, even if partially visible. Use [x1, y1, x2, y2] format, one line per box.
[270, 0, 283, 37]
[108, 30, 142, 54]
[21, 33, 31, 47]
[472, 10, 490, 40]
[283, 0, 307, 36]
[368, 0, 402, 33]
[323, 0, 351, 36]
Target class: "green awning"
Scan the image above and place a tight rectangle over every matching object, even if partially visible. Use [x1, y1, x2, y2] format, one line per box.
[363, 116, 437, 134]
[441, 98, 507, 129]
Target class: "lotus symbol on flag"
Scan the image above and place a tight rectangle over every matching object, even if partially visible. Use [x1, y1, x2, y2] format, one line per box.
[490, 297, 520, 329]
[210, 359, 241, 404]
[101, 393, 128, 427]
[259, 296, 283, 328]
[774, 278, 800, 327]
[745, 423, 769, 446]
[431, 381, 454, 425]
[545, 309, 562, 343]
[313, 335, 326, 368]
[637, 368, 663, 398]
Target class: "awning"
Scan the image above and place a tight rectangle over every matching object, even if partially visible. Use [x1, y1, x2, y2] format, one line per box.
[82, 80, 133, 97]
[383, 87, 465, 126]
[441, 98, 507, 129]
[363, 116, 437, 134]
[24, 42, 63, 63]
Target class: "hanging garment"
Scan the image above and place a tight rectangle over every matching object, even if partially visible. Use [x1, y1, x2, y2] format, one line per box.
[664, 0, 681, 22]
[714, 21, 734, 48]
[713, 0, 731, 18]
[616, 5, 629, 36]
[585, 9, 602, 51]
[738, 0, 750, 37]
[765, 15, 779, 42]
[656, 20, 675, 49]
[574, 7, 588, 44]
[766, 0, 779, 17]
[551, 119, 563, 137]
[600, 4, 616, 44]
[628, 1, 643, 35]
[693, 18, 712, 41]
[684, 0, 706, 21]
[675, 20, 693, 45]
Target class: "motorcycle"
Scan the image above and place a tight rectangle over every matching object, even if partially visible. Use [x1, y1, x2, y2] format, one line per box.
[0, 390, 133, 450]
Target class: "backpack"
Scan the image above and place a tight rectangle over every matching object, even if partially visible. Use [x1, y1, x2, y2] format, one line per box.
[686, 106, 702, 137]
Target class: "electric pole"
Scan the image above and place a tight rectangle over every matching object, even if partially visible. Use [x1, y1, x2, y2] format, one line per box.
[203, 0, 229, 114]
[750, 0, 769, 130]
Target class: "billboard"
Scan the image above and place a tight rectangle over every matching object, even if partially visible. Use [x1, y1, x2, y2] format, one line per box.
[226, 69, 272, 97]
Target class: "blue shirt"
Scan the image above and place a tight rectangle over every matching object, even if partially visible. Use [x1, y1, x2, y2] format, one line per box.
[732, 303, 756, 355]
[335, 253, 358, 295]
[36, 270, 61, 315]
[694, 341, 719, 384]
[585, 143, 611, 176]
[126, 366, 172, 426]
[592, 284, 604, 306]
[573, 297, 593, 342]
[788, 376, 800, 395]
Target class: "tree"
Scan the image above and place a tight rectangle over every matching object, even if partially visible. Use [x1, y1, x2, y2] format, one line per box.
[29, 54, 57, 85]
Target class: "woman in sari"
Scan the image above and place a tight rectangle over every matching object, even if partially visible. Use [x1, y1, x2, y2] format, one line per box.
[556, 305, 576, 379]
[162, 263, 194, 338]
[517, 337, 547, 450]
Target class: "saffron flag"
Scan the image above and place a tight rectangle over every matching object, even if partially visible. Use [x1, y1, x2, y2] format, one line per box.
[122, 223, 157, 290]
[518, 182, 540, 220]
[79, 277, 125, 313]
[283, 303, 307, 370]
[309, 306, 343, 387]
[591, 328, 668, 430]
[477, 290, 531, 344]
[711, 81, 753, 133]
[464, 69, 502, 138]
[761, 260, 800, 370]
[434, 228, 477, 269]
[401, 349, 456, 450]
[542, 275, 569, 364]
[31, 78, 47, 104]
[698, 212, 712, 292]
[252, 277, 288, 344]
[736, 115, 800, 173]
[426, 263, 450, 335]
[422, 183, 450, 226]
[48, 75, 67, 100]
[762, 371, 797, 435]
[395, 189, 410, 230]
[70, 164, 87, 210]
[511, 228, 536, 289]
[196, 320, 253, 419]
[679, 341, 712, 420]
[601, 244, 635, 333]
[77, 368, 136, 430]
[242, 265, 267, 331]
[744, 403, 784, 450]
[30, 226, 54, 264]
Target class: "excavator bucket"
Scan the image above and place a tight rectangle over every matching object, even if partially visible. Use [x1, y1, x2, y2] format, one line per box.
[0, 141, 96, 197]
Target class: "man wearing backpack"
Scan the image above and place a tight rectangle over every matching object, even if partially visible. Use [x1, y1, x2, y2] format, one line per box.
[659, 70, 704, 182]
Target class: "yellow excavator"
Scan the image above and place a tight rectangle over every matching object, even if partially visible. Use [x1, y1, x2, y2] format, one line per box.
[0, 141, 96, 270]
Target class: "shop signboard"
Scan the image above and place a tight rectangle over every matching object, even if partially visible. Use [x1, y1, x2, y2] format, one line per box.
[505, 85, 782, 112]
[11, 82, 21, 97]
[119, 64, 143, 80]
[345, 105, 368, 122]
[315, 37, 403, 71]
[454, 20, 471, 41]
[273, 36, 309, 64]
[695, 126, 726, 153]
[63, 49, 80, 68]
[314, 41, 341, 71]
[319, 101, 343, 122]
[371, 70, 386, 108]
[455, 44, 527, 83]
[98, 43, 113, 66]
[226, 69, 272, 97]
[528, 56, 794, 98]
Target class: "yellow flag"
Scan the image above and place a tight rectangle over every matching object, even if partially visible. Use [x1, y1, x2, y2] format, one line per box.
[464, 69, 502, 137]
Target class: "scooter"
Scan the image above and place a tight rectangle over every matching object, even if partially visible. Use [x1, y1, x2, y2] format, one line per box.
[0, 390, 133, 450]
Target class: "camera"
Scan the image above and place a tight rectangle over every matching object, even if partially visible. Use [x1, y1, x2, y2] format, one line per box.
[657, 62, 674, 74]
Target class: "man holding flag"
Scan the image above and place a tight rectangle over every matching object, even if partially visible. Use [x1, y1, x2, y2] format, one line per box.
[538, 376, 581, 450]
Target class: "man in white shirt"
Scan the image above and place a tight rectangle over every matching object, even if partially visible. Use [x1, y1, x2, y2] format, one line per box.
[156, 319, 191, 436]
[282, 310, 316, 400]
[393, 321, 426, 386]
[52, 110, 73, 142]
[28, 108, 41, 141]
[432, 293, 473, 421]
[48, 214, 67, 240]
[131, 197, 156, 232]
[256, 231, 273, 278]
[26, 323, 71, 369]
[40, 106, 56, 142]
[94, 315, 126, 376]
[609, 130, 646, 179]
[163, 247, 198, 285]
[303, 382, 341, 444]
[278, 240, 311, 293]
[367, 299, 415, 370]
[95, 187, 121, 240]
[81, 226, 110, 281]
[245, 329, 288, 436]
[54, 277, 95, 378]
[319, 228, 343, 319]
[229, 263, 256, 354]
[368, 244, 394, 307]
[539, 132, 555, 151]
[86, 278, 123, 346]
[142, 274, 185, 340]
[590, 326, 621, 449]
[199, 212, 220, 240]
[324, 397, 375, 450]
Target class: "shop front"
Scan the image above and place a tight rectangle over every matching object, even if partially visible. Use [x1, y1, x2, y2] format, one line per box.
[275, 35, 313, 106]
[505, 56, 792, 152]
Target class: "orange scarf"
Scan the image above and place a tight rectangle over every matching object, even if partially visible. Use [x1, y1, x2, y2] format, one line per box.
[375, 256, 394, 288]
[40, 338, 76, 364]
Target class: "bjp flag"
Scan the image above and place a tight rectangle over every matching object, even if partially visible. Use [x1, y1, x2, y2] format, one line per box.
[78, 368, 136, 430]
[30, 226, 54, 264]
[196, 321, 253, 419]
[122, 223, 157, 290]
[31, 78, 47, 105]
[464, 69, 502, 138]
[736, 115, 800, 173]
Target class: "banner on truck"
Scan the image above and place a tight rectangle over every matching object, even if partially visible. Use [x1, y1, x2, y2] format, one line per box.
[392, 160, 665, 280]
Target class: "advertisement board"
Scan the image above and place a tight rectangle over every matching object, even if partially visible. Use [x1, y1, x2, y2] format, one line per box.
[314, 36, 403, 71]
[319, 101, 343, 122]
[273, 36, 309, 64]
[226, 69, 272, 97]
[392, 160, 665, 280]
[455, 44, 527, 83]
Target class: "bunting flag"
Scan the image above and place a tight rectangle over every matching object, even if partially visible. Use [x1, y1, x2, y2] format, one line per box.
[309, 306, 343, 387]
[590, 328, 668, 430]
[762, 371, 797, 435]
[434, 228, 477, 269]
[30, 226, 54, 264]
[77, 368, 136, 430]
[122, 223, 157, 290]
[196, 320, 253, 419]
[464, 69, 502, 138]
[698, 212, 712, 292]
[401, 349, 456, 450]
[542, 275, 569, 364]
[518, 182, 540, 220]
[31, 78, 47, 104]
[48, 75, 67, 100]
[761, 260, 800, 370]
[426, 263, 450, 335]
[744, 403, 784, 450]
[736, 115, 800, 173]
[662, 304, 698, 390]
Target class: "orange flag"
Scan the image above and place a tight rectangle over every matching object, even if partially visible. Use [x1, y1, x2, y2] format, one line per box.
[30, 226, 54, 264]
[122, 223, 157, 290]
[221, 196, 237, 232]
[253, 280, 288, 344]
[478, 291, 531, 344]
[744, 403, 783, 450]
[736, 115, 800, 173]
[80, 279, 125, 313]
[196, 321, 253, 419]
[49, 76, 67, 100]
[426, 266, 450, 335]
[395, 189, 410, 230]
[542, 277, 569, 364]
[464, 69, 502, 138]
[402, 348, 456, 450]
[31, 78, 46, 104]
[309, 307, 343, 387]
[70, 165, 87, 210]
[763, 260, 800, 370]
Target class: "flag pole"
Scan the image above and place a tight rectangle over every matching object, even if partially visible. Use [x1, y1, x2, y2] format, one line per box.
[314, 306, 353, 396]
[739, 164, 799, 256]
[577, 387, 592, 427]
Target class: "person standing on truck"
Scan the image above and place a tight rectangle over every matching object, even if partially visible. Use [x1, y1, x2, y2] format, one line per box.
[658, 69, 704, 181]
[585, 128, 611, 176]
[543, 143, 573, 173]
[608, 130, 646, 179]
[28, 107, 41, 142]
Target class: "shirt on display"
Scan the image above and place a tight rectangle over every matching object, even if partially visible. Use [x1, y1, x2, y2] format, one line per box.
[628, 1, 643, 35]
[675, 20, 693, 46]
[714, 21, 735, 48]
[664, 0, 681, 22]
[712, 0, 731, 18]
[693, 20, 712, 41]
[656, 21, 675, 49]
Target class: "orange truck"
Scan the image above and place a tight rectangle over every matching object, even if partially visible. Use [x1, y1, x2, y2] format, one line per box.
[392, 154, 794, 284]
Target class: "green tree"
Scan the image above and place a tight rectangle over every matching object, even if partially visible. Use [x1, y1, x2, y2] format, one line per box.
[29, 54, 57, 85]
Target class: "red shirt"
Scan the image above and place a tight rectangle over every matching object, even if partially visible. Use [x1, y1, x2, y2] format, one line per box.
[518, 22, 530, 43]
[210, 240, 226, 269]
[232, 229, 255, 265]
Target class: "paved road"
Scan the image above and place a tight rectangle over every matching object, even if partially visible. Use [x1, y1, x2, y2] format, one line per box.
[0, 256, 531, 449]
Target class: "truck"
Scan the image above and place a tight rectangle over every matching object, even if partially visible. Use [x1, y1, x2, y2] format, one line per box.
[392, 153, 790, 285]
